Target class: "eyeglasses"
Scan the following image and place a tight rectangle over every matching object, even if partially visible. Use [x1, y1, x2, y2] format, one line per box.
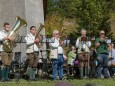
[100, 33, 105, 35]
[55, 33, 59, 35]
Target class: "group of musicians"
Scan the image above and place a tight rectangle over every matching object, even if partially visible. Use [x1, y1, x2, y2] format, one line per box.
[0, 23, 40, 81]
[0, 22, 114, 81]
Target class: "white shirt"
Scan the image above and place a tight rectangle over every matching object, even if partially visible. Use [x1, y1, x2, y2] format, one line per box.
[49, 37, 63, 54]
[108, 49, 115, 66]
[25, 33, 39, 53]
[0, 30, 9, 51]
[49, 37, 59, 48]
[58, 46, 63, 54]
[76, 37, 91, 53]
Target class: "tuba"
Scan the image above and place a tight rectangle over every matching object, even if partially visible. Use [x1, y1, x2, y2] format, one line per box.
[35, 23, 45, 48]
[3, 16, 27, 52]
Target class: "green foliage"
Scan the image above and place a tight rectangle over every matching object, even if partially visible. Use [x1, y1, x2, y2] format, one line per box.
[46, 0, 113, 45]
[45, 14, 63, 36]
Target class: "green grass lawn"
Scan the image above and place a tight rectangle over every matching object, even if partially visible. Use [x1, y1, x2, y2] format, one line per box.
[0, 79, 115, 86]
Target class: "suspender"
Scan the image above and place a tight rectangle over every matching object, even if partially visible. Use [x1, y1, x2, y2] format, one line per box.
[78, 37, 90, 52]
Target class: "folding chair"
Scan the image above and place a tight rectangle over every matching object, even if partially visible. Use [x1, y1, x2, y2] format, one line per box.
[63, 61, 79, 81]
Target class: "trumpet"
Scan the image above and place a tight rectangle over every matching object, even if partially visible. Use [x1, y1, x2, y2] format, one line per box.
[59, 27, 66, 41]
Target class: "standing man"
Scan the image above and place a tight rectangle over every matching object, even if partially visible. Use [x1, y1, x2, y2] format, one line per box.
[76, 29, 91, 78]
[95, 30, 109, 79]
[49, 30, 64, 80]
[0, 22, 14, 81]
[25, 26, 39, 81]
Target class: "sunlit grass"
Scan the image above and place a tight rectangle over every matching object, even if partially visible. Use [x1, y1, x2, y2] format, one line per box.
[0, 78, 115, 86]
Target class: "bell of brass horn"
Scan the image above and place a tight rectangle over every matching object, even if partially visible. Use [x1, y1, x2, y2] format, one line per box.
[3, 16, 27, 52]
[35, 23, 45, 48]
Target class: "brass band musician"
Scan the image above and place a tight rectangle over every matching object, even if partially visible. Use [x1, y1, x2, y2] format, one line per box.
[25, 26, 39, 81]
[0, 23, 14, 81]
[49, 30, 65, 80]
[95, 30, 109, 78]
[76, 29, 91, 78]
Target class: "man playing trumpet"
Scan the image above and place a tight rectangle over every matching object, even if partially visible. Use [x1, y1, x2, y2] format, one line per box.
[49, 30, 66, 80]
[76, 29, 91, 78]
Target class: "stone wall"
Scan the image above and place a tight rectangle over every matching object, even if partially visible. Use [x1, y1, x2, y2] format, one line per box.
[0, 0, 45, 61]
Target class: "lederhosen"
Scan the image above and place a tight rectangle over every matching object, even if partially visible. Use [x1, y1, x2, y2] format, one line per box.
[27, 52, 39, 68]
[0, 31, 13, 67]
[77, 37, 90, 68]
[1, 52, 13, 66]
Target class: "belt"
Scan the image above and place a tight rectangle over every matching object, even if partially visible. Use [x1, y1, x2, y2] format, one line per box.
[99, 53, 108, 55]
[6, 52, 12, 53]
[27, 51, 39, 54]
[58, 54, 63, 55]
[34, 51, 39, 53]
[1, 51, 12, 53]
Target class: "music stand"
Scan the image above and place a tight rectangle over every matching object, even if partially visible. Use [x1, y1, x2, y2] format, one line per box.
[38, 35, 55, 82]
[64, 36, 70, 47]
[15, 36, 27, 83]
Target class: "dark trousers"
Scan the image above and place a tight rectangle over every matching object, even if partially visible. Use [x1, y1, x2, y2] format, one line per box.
[97, 54, 109, 78]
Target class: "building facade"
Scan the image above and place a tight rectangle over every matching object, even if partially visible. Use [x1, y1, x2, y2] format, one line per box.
[0, 0, 45, 61]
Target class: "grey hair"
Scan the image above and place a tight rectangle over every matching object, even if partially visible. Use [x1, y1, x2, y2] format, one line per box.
[81, 29, 87, 33]
[53, 30, 59, 35]
[99, 30, 105, 33]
